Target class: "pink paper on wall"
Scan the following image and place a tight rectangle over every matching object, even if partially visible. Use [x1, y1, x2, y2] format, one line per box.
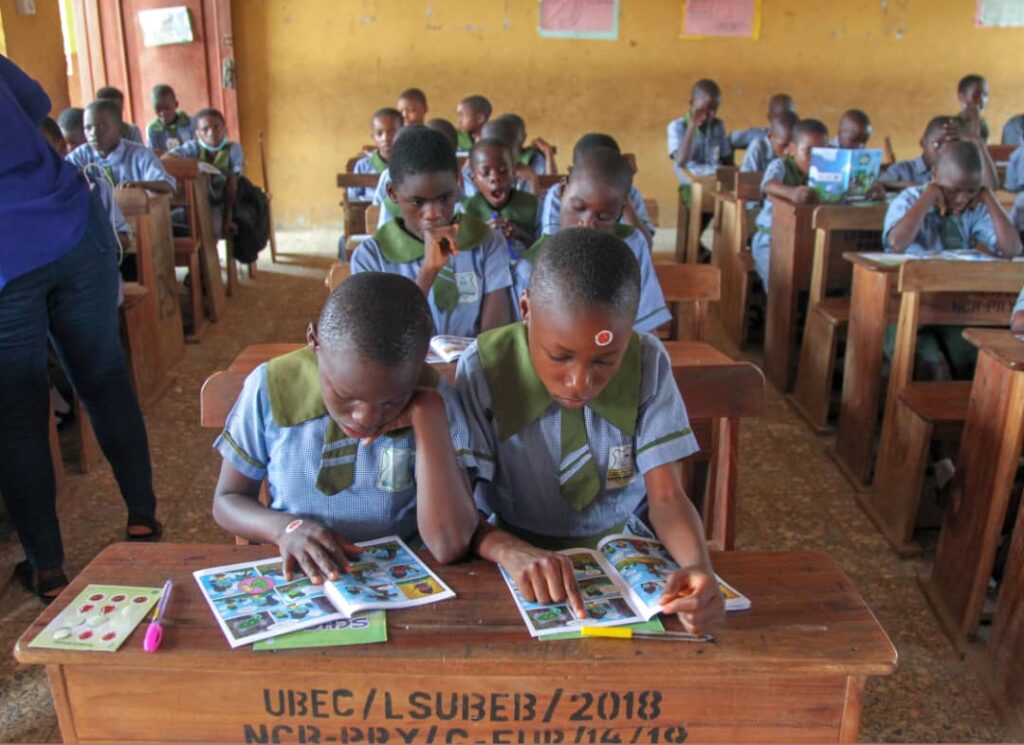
[538, 0, 619, 39]
[681, 0, 761, 40]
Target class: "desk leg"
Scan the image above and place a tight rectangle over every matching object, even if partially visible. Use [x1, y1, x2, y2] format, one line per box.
[46, 666, 79, 743]
[920, 353, 1024, 647]
[837, 676, 866, 743]
[833, 267, 890, 488]
[704, 417, 738, 550]
[676, 195, 690, 264]
[988, 499, 1024, 727]
[687, 184, 704, 264]
[764, 231, 797, 392]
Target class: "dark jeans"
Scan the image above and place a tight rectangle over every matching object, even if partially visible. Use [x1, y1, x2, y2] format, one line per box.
[0, 191, 156, 570]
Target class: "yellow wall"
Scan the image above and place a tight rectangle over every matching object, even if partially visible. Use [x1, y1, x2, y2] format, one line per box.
[233, 0, 1024, 229]
[1, 0, 69, 114]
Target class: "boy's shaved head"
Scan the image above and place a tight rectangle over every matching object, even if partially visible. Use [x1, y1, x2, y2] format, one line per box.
[935, 139, 983, 181]
[96, 85, 125, 104]
[398, 87, 427, 106]
[425, 118, 458, 151]
[768, 93, 795, 115]
[568, 147, 632, 196]
[572, 133, 620, 163]
[460, 95, 492, 119]
[840, 109, 871, 128]
[692, 79, 722, 99]
[373, 107, 403, 123]
[480, 117, 519, 150]
[87, 98, 122, 122]
[318, 273, 433, 364]
[792, 118, 829, 144]
[772, 110, 799, 131]
[151, 84, 175, 102]
[529, 227, 640, 316]
[923, 115, 957, 139]
[958, 74, 986, 95]
[195, 107, 225, 124]
[498, 112, 526, 140]
[57, 107, 84, 133]
[389, 126, 458, 185]
[470, 137, 511, 162]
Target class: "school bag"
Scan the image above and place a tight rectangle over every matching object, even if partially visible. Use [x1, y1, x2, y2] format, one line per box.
[231, 175, 270, 264]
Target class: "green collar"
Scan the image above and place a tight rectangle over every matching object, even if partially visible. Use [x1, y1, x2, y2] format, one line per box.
[522, 223, 633, 268]
[373, 214, 490, 263]
[475, 322, 642, 440]
[462, 190, 538, 235]
[457, 130, 474, 151]
[612, 223, 636, 240]
[519, 147, 537, 166]
[150, 111, 190, 133]
[781, 156, 807, 186]
[369, 150, 388, 173]
[265, 346, 439, 426]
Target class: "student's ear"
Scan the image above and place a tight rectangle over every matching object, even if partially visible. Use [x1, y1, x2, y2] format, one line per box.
[519, 291, 531, 325]
[306, 323, 320, 351]
[385, 181, 398, 203]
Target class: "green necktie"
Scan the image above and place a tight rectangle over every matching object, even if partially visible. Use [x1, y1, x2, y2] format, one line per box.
[432, 264, 459, 312]
[316, 421, 358, 494]
[559, 407, 601, 511]
[941, 215, 965, 250]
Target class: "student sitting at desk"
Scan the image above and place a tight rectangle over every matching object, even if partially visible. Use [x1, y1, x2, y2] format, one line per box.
[56, 107, 85, 151]
[832, 109, 873, 149]
[165, 107, 244, 238]
[461, 137, 540, 256]
[750, 118, 830, 289]
[397, 87, 428, 126]
[667, 78, 733, 198]
[741, 110, 797, 174]
[956, 73, 990, 143]
[66, 99, 175, 195]
[541, 133, 655, 247]
[518, 148, 669, 333]
[455, 94, 492, 152]
[95, 85, 144, 145]
[147, 84, 194, 155]
[352, 126, 512, 337]
[457, 228, 723, 634]
[730, 92, 796, 150]
[213, 273, 478, 578]
[348, 107, 402, 203]
[880, 116, 959, 190]
[461, 116, 534, 198]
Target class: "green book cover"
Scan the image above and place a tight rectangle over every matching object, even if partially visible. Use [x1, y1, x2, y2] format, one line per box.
[253, 611, 387, 650]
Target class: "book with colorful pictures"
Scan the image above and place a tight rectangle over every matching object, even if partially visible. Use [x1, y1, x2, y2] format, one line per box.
[808, 148, 883, 203]
[29, 584, 163, 652]
[253, 611, 387, 651]
[322, 536, 455, 614]
[425, 335, 474, 364]
[501, 534, 750, 638]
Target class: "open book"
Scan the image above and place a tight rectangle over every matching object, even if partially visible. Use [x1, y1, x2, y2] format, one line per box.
[194, 536, 453, 648]
[425, 335, 474, 364]
[809, 148, 883, 203]
[501, 534, 750, 638]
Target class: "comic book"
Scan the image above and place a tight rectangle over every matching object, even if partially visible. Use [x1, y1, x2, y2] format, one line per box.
[195, 536, 453, 648]
[426, 335, 474, 363]
[501, 534, 750, 638]
[808, 148, 883, 203]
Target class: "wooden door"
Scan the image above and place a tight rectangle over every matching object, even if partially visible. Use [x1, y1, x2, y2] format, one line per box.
[71, 0, 238, 140]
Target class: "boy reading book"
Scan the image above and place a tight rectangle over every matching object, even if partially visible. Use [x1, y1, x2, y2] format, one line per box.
[352, 126, 512, 337]
[457, 228, 724, 635]
[741, 110, 797, 174]
[213, 273, 478, 581]
[833, 109, 872, 149]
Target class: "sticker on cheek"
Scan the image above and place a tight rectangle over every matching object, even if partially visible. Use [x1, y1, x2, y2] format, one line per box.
[595, 330, 614, 347]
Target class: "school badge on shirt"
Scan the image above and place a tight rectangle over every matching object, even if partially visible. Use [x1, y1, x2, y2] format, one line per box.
[455, 272, 480, 303]
[606, 444, 635, 489]
[377, 447, 415, 492]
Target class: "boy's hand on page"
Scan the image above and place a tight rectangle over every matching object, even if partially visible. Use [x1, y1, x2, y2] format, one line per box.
[658, 567, 725, 635]
[277, 519, 364, 584]
[501, 545, 586, 617]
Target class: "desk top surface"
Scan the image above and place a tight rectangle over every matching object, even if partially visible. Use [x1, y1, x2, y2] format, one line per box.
[963, 328, 1024, 369]
[15, 543, 896, 677]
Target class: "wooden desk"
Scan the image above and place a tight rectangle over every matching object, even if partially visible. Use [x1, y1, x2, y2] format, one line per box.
[15, 542, 896, 744]
[681, 169, 718, 264]
[200, 342, 765, 551]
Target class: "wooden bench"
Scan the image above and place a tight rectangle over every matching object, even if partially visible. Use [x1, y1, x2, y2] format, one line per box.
[788, 204, 887, 431]
[654, 262, 719, 342]
[861, 261, 1024, 555]
[15, 542, 896, 744]
[716, 171, 762, 349]
[679, 168, 719, 264]
[336, 171, 380, 250]
[324, 261, 350, 293]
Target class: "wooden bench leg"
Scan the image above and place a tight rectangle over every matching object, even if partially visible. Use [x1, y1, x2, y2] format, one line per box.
[704, 417, 738, 551]
[675, 195, 690, 263]
[790, 309, 842, 432]
[184, 253, 208, 341]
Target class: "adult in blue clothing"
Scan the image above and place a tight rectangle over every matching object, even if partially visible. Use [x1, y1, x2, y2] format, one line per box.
[0, 56, 161, 602]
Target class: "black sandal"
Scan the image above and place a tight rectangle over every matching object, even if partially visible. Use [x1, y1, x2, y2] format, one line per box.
[13, 560, 68, 604]
[126, 514, 163, 542]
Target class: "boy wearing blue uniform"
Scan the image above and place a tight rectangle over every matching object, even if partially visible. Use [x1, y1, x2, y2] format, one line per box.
[349, 108, 402, 202]
[956, 74, 990, 143]
[880, 116, 958, 190]
[457, 228, 723, 634]
[397, 88, 428, 127]
[518, 148, 669, 333]
[147, 84, 194, 154]
[667, 79, 733, 194]
[351, 126, 512, 337]
[741, 110, 797, 174]
[462, 138, 540, 256]
[166, 108, 243, 237]
[214, 273, 478, 577]
[455, 94, 491, 153]
[462, 117, 533, 199]
[541, 133, 654, 246]
[95, 86, 144, 144]
[750, 119, 830, 288]
[730, 92, 796, 149]
[67, 99, 175, 194]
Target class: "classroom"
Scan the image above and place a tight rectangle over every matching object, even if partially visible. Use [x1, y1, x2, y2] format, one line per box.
[2, 0, 1024, 742]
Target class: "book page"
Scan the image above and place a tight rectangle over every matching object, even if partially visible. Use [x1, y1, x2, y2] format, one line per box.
[323, 536, 455, 614]
[428, 335, 474, 363]
[500, 549, 644, 637]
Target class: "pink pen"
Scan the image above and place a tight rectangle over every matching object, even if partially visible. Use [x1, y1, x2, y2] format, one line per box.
[143, 579, 173, 653]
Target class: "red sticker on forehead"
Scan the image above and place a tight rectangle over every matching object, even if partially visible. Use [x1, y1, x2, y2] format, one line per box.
[595, 330, 614, 347]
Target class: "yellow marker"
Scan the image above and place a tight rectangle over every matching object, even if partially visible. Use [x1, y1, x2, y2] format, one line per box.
[581, 626, 714, 643]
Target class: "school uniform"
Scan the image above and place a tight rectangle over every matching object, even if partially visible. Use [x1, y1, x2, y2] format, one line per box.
[519, 147, 548, 175]
[1002, 115, 1024, 147]
[350, 213, 512, 338]
[461, 163, 532, 198]
[539, 182, 655, 243]
[457, 130, 474, 153]
[666, 114, 732, 186]
[121, 122, 144, 145]
[730, 125, 768, 150]
[879, 156, 931, 186]
[167, 138, 244, 175]
[750, 156, 805, 287]
[739, 135, 775, 173]
[461, 190, 541, 248]
[349, 150, 388, 202]
[455, 325, 699, 548]
[147, 112, 194, 152]
[215, 347, 475, 542]
[882, 185, 1002, 256]
[1004, 146, 1024, 192]
[66, 139, 176, 191]
[513, 225, 670, 333]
